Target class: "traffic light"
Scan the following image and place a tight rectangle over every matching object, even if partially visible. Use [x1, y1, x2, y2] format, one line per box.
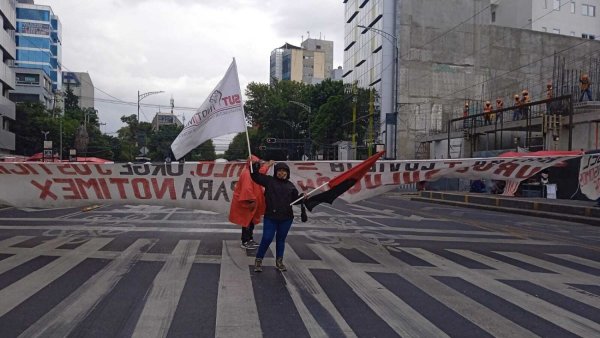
[266, 138, 276, 143]
[259, 145, 266, 150]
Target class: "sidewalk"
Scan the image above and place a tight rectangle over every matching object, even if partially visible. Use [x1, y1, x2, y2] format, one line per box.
[410, 191, 600, 227]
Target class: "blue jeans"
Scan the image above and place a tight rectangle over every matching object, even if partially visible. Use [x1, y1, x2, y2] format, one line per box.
[580, 89, 592, 102]
[256, 217, 293, 259]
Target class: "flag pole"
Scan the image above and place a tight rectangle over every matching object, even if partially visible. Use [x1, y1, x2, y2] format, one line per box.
[290, 181, 328, 206]
[234, 57, 254, 174]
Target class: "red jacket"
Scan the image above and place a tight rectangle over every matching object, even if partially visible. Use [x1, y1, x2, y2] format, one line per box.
[228, 163, 269, 227]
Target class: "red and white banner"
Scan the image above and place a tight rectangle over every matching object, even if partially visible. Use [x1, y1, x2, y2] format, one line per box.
[579, 153, 600, 200]
[0, 155, 579, 213]
[170, 59, 247, 160]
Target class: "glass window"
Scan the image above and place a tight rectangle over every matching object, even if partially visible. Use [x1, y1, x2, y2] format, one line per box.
[16, 8, 50, 21]
[582, 4, 596, 16]
[570, 2, 575, 13]
[571, 31, 576, 36]
[17, 22, 50, 36]
[553, 0, 560, 10]
[542, 27, 548, 32]
[16, 73, 40, 85]
[553, 28, 561, 34]
[16, 36, 50, 49]
[16, 49, 51, 63]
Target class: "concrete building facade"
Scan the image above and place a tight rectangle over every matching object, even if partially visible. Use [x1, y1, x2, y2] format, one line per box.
[0, 0, 16, 155]
[62, 71, 94, 110]
[492, 0, 599, 40]
[9, 67, 52, 107]
[151, 112, 182, 131]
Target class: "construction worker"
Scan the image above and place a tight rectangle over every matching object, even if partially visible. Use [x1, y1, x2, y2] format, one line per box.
[521, 89, 530, 119]
[495, 98, 504, 122]
[483, 101, 493, 125]
[463, 101, 470, 128]
[580, 73, 592, 102]
[512, 94, 521, 120]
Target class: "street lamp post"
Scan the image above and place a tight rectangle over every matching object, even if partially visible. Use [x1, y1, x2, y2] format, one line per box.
[137, 90, 164, 122]
[358, 24, 398, 160]
[289, 100, 312, 160]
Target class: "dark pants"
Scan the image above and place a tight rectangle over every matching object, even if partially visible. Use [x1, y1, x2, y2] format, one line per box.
[241, 222, 254, 243]
[580, 89, 592, 102]
[256, 217, 293, 259]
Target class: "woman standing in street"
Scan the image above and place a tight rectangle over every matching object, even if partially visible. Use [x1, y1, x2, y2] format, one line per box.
[250, 161, 304, 272]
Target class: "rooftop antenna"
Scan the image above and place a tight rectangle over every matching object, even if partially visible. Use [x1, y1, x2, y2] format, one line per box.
[307, 31, 310, 39]
[319, 32, 322, 39]
[170, 96, 174, 114]
[301, 34, 303, 44]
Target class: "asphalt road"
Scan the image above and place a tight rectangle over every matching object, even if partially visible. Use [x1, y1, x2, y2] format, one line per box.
[0, 193, 598, 337]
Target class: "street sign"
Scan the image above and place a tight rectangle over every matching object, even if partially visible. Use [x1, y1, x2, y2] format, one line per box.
[140, 146, 149, 155]
[43, 141, 52, 149]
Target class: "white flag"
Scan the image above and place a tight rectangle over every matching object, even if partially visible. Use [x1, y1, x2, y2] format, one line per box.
[171, 59, 247, 160]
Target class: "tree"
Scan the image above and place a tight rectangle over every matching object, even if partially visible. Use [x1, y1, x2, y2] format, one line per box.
[224, 128, 264, 161]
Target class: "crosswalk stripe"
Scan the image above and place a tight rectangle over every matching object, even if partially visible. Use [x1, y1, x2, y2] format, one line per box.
[0, 237, 112, 317]
[282, 245, 357, 337]
[0, 225, 568, 246]
[0, 236, 33, 249]
[310, 244, 450, 338]
[132, 240, 200, 338]
[402, 247, 600, 337]
[448, 249, 600, 307]
[344, 239, 535, 337]
[495, 251, 600, 280]
[549, 253, 600, 270]
[18, 238, 155, 338]
[0, 237, 74, 275]
[214, 240, 261, 338]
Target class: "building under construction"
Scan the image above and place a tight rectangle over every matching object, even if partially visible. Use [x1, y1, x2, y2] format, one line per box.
[417, 54, 600, 159]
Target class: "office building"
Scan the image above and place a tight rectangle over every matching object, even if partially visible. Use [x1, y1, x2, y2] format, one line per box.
[270, 38, 334, 85]
[63, 71, 94, 110]
[14, 0, 62, 92]
[0, 0, 16, 155]
[151, 112, 182, 131]
[491, 0, 599, 40]
[9, 67, 53, 107]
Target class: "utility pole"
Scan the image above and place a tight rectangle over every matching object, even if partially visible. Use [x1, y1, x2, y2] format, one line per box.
[289, 100, 312, 160]
[352, 81, 358, 160]
[368, 88, 375, 156]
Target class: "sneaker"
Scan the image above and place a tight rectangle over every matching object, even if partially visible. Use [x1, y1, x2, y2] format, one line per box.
[276, 257, 287, 271]
[241, 241, 251, 249]
[254, 258, 263, 272]
[246, 239, 259, 248]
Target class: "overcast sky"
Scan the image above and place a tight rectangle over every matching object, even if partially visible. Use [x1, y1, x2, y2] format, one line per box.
[36, 0, 345, 150]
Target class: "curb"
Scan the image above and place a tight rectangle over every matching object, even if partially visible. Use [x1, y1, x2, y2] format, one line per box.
[411, 195, 600, 227]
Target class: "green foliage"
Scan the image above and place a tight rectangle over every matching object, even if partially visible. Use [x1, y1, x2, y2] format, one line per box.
[223, 128, 264, 161]
[239, 79, 377, 160]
